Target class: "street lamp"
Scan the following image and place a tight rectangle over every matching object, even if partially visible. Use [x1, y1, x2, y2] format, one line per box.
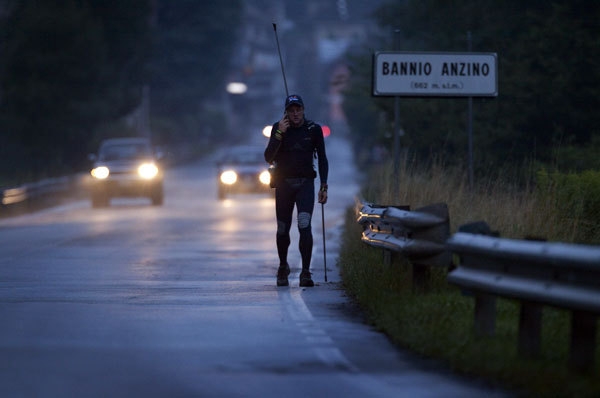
[226, 82, 248, 95]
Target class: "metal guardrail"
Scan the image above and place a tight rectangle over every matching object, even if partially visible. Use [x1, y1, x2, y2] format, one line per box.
[447, 232, 600, 314]
[357, 199, 600, 372]
[0, 175, 86, 216]
[356, 199, 451, 289]
[447, 232, 600, 372]
[358, 203, 448, 258]
[1, 177, 68, 205]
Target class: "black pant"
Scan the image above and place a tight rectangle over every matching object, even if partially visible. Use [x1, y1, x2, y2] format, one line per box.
[275, 178, 315, 270]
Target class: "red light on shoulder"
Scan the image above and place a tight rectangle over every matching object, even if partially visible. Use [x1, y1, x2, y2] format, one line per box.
[322, 125, 331, 137]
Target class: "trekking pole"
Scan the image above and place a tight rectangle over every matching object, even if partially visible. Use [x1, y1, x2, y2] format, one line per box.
[321, 202, 327, 282]
[272, 23, 289, 97]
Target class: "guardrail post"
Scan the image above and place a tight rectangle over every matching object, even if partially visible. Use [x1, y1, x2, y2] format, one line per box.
[568, 311, 597, 372]
[517, 237, 546, 359]
[518, 301, 543, 358]
[453, 222, 500, 336]
[383, 249, 392, 267]
[474, 293, 496, 336]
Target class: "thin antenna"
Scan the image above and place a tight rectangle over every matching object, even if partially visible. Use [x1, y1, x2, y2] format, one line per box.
[272, 23, 289, 96]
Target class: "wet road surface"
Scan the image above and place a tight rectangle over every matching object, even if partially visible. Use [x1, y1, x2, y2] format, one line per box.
[0, 136, 509, 397]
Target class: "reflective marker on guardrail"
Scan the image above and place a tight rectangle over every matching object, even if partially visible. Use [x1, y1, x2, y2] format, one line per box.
[356, 199, 451, 269]
[2, 187, 27, 205]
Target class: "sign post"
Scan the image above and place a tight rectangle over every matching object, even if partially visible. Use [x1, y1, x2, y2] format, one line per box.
[392, 30, 401, 177]
[467, 33, 474, 190]
[373, 51, 497, 188]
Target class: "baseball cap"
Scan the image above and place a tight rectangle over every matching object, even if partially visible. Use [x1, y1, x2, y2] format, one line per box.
[284, 94, 304, 109]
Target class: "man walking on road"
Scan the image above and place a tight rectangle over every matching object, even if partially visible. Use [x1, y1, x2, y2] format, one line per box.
[264, 94, 329, 287]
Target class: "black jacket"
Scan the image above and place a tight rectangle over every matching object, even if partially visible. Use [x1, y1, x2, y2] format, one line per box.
[264, 119, 328, 185]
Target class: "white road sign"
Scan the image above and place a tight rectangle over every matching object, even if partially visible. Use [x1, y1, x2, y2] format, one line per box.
[373, 52, 498, 97]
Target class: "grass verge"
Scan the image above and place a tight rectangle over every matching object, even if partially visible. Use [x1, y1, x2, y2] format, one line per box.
[339, 160, 600, 397]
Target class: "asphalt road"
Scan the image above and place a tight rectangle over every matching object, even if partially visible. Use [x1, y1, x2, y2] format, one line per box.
[0, 135, 509, 397]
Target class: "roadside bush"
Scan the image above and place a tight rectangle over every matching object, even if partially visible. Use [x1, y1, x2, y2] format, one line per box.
[536, 169, 600, 244]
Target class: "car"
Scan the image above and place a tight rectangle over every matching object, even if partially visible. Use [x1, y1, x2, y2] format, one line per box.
[216, 145, 271, 200]
[88, 137, 164, 207]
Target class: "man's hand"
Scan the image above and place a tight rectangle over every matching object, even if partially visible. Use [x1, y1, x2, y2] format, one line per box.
[318, 184, 328, 204]
[278, 115, 289, 133]
[274, 115, 289, 141]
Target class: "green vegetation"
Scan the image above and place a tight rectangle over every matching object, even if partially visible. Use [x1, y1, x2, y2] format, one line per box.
[339, 159, 600, 397]
[0, 1, 241, 186]
[0, 0, 151, 182]
[149, 1, 241, 147]
[339, 5, 600, 392]
[536, 169, 600, 243]
[361, 158, 600, 245]
[344, 0, 599, 178]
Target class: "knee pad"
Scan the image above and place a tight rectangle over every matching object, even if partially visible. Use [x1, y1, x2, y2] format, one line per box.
[297, 212, 311, 230]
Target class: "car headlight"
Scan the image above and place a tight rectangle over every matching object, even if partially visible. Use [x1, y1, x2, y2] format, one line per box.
[91, 166, 110, 179]
[259, 170, 271, 185]
[220, 170, 237, 185]
[138, 163, 159, 179]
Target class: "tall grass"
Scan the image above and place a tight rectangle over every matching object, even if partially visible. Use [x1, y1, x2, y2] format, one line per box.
[340, 158, 600, 397]
[362, 157, 589, 243]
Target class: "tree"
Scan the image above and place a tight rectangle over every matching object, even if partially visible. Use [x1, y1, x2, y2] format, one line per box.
[88, 0, 152, 119]
[149, 1, 242, 144]
[1, 0, 106, 177]
[0, 0, 152, 181]
[345, 0, 600, 175]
